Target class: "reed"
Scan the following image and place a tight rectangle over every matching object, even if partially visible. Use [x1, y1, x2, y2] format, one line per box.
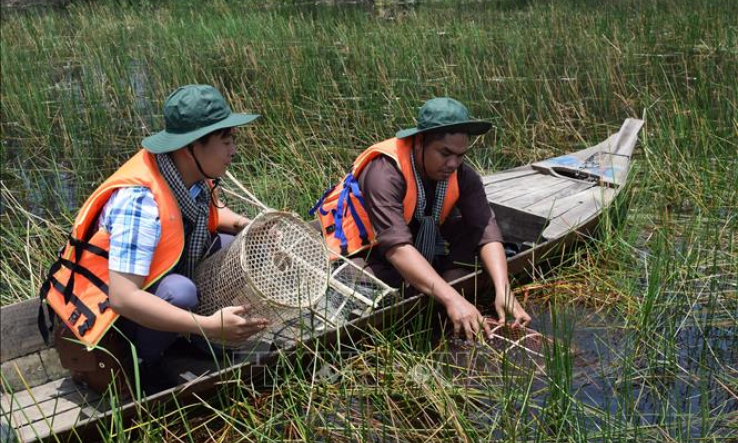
[1, 0, 736, 441]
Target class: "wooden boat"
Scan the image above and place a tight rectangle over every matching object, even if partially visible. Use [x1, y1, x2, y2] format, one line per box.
[0, 118, 643, 443]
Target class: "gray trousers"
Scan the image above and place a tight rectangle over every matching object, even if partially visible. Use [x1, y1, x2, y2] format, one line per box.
[118, 233, 235, 362]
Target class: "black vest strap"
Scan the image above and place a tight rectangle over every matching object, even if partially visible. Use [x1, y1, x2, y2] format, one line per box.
[57, 258, 109, 295]
[38, 246, 65, 345]
[37, 234, 108, 343]
[67, 235, 108, 259]
[68, 309, 80, 325]
[48, 275, 98, 337]
[37, 301, 55, 346]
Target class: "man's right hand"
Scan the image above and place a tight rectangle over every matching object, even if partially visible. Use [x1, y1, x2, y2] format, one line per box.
[444, 294, 492, 341]
[204, 305, 270, 342]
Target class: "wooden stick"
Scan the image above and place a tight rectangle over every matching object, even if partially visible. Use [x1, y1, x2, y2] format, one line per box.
[224, 171, 395, 317]
[221, 187, 263, 207]
[225, 171, 269, 211]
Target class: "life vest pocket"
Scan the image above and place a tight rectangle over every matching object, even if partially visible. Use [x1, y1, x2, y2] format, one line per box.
[310, 173, 376, 257]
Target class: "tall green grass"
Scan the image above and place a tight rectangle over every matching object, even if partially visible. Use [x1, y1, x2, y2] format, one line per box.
[1, 0, 736, 441]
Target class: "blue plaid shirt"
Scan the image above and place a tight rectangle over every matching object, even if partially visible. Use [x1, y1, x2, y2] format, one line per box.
[98, 185, 203, 276]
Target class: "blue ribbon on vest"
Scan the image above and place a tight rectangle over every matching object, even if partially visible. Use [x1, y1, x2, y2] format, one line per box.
[309, 184, 335, 217]
[311, 173, 370, 255]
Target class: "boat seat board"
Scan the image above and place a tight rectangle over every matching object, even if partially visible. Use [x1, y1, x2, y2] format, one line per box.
[1, 348, 69, 393]
[481, 167, 538, 186]
[2, 385, 102, 425]
[7, 406, 88, 443]
[484, 173, 565, 200]
[541, 188, 616, 238]
[2, 298, 69, 393]
[488, 174, 593, 209]
[1, 377, 104, 443]
[1, 378, 77, 411]
[1, 299, 52, 363]
[525, 186, 615, 220]
[489, 203, 549, 245]
[506, 180, 595, 211]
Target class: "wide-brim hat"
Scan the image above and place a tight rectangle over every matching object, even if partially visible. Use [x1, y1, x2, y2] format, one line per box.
[142, 84, 260, 154]
[396, 97, 491, 139]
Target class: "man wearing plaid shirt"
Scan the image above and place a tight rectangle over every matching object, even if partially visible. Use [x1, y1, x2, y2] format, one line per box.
[44, 85, 270, 393]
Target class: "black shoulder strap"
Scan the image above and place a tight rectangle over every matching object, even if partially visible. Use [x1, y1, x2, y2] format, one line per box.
[38, 234, 109, 344]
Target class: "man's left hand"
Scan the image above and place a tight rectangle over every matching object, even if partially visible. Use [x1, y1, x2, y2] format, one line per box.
[494, 290, 531, 328]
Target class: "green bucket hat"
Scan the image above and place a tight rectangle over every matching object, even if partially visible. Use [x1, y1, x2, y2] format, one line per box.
[142, 84, 260, 154]
[395, 97, 491, 139]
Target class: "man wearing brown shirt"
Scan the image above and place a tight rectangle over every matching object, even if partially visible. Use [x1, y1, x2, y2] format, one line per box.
[312, 97, 530, 340]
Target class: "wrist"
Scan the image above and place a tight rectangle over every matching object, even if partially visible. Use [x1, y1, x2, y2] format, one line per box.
[495, 284, 511, 298]
[434, 286, 462, 307]
[232, 216, 248, 232]
[192, 314, 213, 336]
[495, 290, 518, 308]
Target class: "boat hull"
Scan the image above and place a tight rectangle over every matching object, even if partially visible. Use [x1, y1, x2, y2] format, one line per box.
[0, 119, 643, 443]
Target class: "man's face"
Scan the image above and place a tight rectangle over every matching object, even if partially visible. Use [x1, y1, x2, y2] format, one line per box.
[192, 129, 237, 178]
[417, 132, 469, 181]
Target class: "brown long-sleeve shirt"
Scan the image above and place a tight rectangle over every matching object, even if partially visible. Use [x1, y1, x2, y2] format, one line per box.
[356, 156, 503, 285]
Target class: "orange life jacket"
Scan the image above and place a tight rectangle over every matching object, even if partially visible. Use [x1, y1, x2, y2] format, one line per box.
[38, 150, 219, 349]
[310, 137, 460, 257]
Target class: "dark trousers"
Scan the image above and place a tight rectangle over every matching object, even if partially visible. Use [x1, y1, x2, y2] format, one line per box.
[353, 216, 493, 298]
[117, 233, 235, 362]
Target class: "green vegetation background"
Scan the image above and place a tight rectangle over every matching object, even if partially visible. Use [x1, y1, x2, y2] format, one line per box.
[1, 1, 735, 441]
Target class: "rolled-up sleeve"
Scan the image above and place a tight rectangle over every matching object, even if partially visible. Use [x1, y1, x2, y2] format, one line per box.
[358, 157, 414, 255]
[99, 187, 161, 276]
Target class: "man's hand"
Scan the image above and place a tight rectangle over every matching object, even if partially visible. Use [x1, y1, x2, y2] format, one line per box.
[479, 242, 532, 329]
[494, 289, 531, 328]
[445, 295, 493, 341]
[203, 305, 270, 342]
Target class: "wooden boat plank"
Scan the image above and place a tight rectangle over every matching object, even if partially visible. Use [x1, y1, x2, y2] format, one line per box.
[38, 348, 69, 383]
[0, 378, 81, 410]
[1, 299, 51, 362]
[486, 175, 564, 202]
[1, 348, 69, 394]
[483, 173, 539, 196]
[542, 188, 616, 238]
[484, 170, 559, 191]
[525, 186, 613, 220]
[12, 405, 90, 443]
[518, 181, 596, 210]
[2, 377, 103, 443]
[481, 167, 537, 185]
[2, 386, 102, 426]
[494, 179, 580, 208]
[1, 355, 49, 395]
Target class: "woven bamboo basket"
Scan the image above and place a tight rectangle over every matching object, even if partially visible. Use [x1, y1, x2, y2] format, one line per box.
[194, 211, 330, 348]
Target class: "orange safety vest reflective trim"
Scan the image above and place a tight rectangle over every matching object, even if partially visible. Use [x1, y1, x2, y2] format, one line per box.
[311, 137, 459, 257]
[38, 150, 219, 349]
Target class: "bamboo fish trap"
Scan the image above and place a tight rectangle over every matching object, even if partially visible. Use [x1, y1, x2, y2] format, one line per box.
[194, 210, 330, 323]
[193, 172, 398, 349]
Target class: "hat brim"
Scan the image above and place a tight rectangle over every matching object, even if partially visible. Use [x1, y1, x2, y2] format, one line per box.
[396, 120, 492, 139]
[142, 113, 260, 154]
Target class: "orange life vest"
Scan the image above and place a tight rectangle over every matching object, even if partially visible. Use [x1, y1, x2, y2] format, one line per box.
[38, 150, 219, 349]
[310, 137, 460, 257]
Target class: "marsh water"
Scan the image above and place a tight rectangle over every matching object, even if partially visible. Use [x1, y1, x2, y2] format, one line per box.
[442, 299, 737, 437]
[2, 0, 736, 441]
